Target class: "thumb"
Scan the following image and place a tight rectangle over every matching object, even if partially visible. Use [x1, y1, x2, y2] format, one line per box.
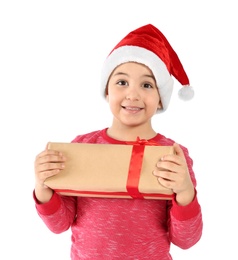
[45, 142, 50, 150]
[173, 142, 185, 159]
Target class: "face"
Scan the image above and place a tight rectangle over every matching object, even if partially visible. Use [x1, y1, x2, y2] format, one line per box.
[106, 62, 162, 128]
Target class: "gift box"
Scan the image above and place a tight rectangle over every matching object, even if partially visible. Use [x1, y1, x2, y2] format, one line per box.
[44, 141, 175, 200]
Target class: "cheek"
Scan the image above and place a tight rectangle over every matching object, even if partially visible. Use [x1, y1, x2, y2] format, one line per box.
[148, 98, 161, 113]
[147, 94, 160, 105]
[107, 94, 118, 109]
[107, 89, 121, 103]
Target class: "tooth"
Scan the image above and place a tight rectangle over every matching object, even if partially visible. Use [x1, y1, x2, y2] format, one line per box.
[127, 107, 140, 110]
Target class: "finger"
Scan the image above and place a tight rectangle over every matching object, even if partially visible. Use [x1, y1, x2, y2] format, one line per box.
[37, 162, 65, 173]
[41, 153, 66, 164]
[153, 168, 177, 182]
[158, 152, 184, 168]
[157, 176, 175, 189]
[42, 169, 61, 179]
[36, 149, 64, 160]
[35, 151, 66, 167]
[156, 160, 181, 173]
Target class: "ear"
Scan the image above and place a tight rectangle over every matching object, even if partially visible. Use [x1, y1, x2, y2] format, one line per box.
[105, 85, 109, 102]
[157, 101, 162, 109]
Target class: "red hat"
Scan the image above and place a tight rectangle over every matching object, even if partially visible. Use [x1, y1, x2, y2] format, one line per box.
[101, 24, 194, 112]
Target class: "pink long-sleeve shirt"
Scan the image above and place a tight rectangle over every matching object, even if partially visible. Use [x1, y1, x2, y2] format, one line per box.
[34, 128, 202, 260]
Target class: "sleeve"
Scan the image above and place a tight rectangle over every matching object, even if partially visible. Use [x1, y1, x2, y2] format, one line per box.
[33, 190, 77, 234]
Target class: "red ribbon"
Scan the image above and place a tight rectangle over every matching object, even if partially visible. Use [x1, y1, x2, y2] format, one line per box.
[125, 137, 160, 199]
[54, 188, 174, 199]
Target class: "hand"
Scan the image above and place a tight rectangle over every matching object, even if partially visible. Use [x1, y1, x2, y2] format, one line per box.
[34, 147, 66, 203]
[153, 143, 195, 205]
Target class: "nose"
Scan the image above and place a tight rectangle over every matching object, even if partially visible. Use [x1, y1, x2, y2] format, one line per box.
[125, 86, 140, 101]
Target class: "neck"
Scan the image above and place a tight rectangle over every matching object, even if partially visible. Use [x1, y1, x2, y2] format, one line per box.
[107, 123, 157, 141]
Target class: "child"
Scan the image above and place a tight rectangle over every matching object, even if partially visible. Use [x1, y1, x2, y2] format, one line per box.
[34, 24, 203, 259]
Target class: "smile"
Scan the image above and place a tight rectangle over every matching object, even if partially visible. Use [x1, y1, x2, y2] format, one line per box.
[122, 106, 143, 111]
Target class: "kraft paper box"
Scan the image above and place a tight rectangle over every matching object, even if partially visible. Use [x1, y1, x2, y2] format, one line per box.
[44, 142, 174, 200]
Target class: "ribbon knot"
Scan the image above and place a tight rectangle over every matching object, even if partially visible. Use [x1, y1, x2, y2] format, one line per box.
[126, 136, 159, 146]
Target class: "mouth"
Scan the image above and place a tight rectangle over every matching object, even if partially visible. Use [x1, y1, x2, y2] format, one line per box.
[121, 106, 143, 111]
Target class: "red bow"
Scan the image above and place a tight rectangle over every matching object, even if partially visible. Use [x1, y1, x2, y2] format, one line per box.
[125, 136, 160, 146]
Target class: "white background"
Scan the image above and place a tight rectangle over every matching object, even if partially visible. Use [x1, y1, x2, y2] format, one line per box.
[1, 0, 237, 259]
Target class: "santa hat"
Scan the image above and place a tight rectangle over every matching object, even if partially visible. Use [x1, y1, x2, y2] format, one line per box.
[101, 24, 194, 112]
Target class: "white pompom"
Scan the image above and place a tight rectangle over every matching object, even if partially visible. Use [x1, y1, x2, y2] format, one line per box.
[178, 85, 194, 101]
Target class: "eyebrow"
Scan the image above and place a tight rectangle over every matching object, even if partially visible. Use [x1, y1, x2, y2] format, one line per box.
[113, 72, 155, 80]
[144, 74, 155, 80]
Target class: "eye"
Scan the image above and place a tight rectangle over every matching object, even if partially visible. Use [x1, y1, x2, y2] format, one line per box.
[117, 80, 128, 86]
[143, 83, 153, 89]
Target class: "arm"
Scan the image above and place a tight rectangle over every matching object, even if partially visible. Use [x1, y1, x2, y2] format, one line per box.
[33, 191, 77, 234]
[33, 147, 77, 233]
[167, 193, 203, 249]
[153, 143, 203, 248]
